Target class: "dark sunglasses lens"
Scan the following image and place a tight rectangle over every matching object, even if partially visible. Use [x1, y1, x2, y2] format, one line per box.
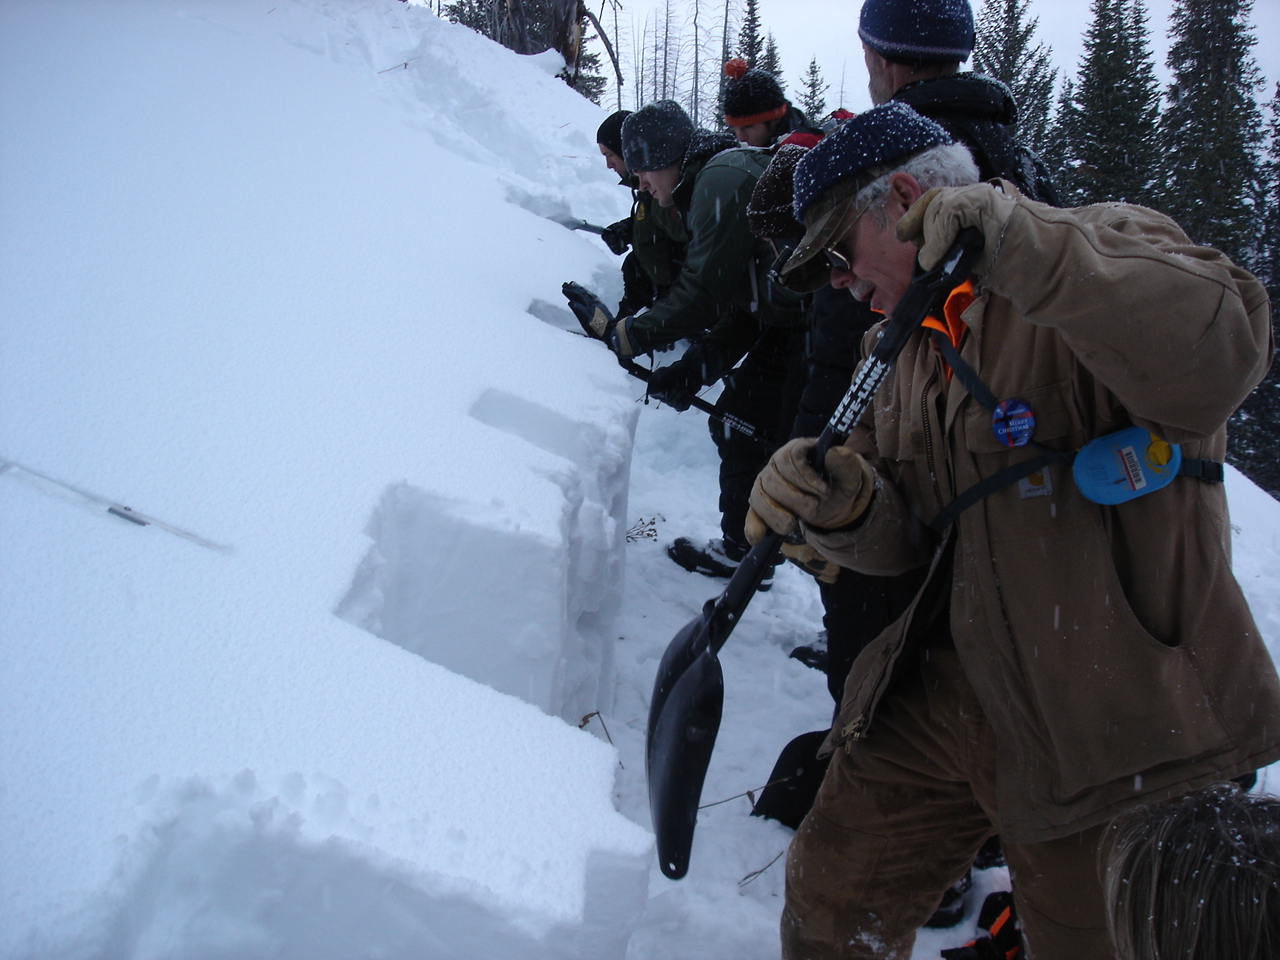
[823, 247, 851, 272]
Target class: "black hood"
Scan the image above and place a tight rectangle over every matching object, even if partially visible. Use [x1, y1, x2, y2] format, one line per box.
[894, 72, 1018, 127]
[671, 129, 741, 210]
[682, 129, 741, 172]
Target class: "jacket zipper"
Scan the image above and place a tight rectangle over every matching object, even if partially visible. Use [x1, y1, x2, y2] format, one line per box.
[840, 715, 867, 752]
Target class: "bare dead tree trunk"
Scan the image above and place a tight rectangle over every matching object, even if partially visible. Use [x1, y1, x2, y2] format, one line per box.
[650, 15, 660, 101]
[550, 0, 583, 66]
[663, 0, 674, 100]
[720, 0, 733, 114]
[691, 0, 701, 124]
[584, 5, 624, 97]
[497, 0, 534, 55]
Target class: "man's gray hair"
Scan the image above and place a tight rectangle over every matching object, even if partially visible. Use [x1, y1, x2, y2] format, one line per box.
[859, 143, 980, 225]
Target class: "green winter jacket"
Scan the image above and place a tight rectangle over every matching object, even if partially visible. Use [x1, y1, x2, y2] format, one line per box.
[629, 184, 686, 290]
[623, 140, 805, 371]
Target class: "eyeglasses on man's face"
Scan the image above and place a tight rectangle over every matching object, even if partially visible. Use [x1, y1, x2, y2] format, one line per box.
[822, 196, 875, 275]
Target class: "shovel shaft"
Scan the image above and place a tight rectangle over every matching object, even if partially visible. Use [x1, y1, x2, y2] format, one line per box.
[619, 359, 768, 443]
[646, 228, 985, 880]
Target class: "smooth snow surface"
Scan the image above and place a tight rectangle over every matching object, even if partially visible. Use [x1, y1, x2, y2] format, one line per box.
[1, 2, 646, 957]
[2, 2, 1278, 959]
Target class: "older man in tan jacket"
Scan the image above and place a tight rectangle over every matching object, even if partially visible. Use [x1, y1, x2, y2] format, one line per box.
[747, 101, 1280, 959]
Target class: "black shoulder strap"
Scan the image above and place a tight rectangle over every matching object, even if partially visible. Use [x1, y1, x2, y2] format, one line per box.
[926, 330, 1221, 533]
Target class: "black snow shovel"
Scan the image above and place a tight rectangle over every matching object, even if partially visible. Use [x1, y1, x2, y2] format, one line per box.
[645, 228, 985, 880]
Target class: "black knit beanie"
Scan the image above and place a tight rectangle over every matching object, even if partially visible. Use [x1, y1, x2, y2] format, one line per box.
[748, 143, 810, 240]
[621, 100, 696, 172]
[722, 58, 787, 127]
[596, 110, 630, 157]
[859, 0, 974, 63]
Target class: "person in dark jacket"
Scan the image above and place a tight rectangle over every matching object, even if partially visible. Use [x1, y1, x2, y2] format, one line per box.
[859, 0, 1059, 205]
[721, 59, 821, 149]
[594, 110, 687, 318]
[745, 141, 921, 709]
[579, 99, 809, 585]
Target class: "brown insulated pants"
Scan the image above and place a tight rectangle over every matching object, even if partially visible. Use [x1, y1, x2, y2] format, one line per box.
[780, 642, 1115, 960]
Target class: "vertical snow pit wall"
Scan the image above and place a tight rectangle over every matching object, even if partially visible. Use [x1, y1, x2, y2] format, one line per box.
[466, 387, 636, 721]
[337, 484, 568, 713]
[336, 389, 636, 723]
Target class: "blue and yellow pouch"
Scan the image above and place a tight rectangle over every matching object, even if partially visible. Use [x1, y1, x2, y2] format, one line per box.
[1072, 426, 1182, 505]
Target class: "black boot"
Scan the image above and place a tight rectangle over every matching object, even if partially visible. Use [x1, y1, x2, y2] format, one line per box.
[788, 630, 828, 672]
[667, 535, 776, 590]
[924, 869, 972, 929]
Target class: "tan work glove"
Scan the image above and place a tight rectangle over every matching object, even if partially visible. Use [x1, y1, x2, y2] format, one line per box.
[894, 187, 943, 255]
[742, 510, 842, 583]
[896, 183, 1008, 274]
[781, 539, 842, 584]
[746, 438, 875, 540]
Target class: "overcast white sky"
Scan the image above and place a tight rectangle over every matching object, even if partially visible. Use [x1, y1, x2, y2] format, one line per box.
[608, 0, 1279, 115]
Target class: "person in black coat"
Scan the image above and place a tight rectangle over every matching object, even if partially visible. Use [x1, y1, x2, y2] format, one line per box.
[860, 0, 1059, 204]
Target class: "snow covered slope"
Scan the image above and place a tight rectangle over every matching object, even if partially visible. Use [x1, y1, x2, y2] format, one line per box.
[4, 2, 1280, 959]
[0, 1, 650, 956]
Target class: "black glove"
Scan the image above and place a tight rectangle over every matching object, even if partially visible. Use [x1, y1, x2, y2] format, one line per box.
[562, 281, 637, 358]
[600, 218, 632, 256]
[563, 280, 616, 339]
[647, 359, 704, 412]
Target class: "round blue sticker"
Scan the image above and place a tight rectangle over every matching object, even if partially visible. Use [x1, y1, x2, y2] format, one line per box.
[992, 398, 1035, 448]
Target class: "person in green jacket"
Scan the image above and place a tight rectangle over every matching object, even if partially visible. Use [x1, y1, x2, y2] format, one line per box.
[594, 110, 687, 317]
[585, 99, 809, 583]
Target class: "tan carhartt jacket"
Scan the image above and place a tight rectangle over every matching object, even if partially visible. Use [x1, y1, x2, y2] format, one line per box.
[809, 182, 1280, 842]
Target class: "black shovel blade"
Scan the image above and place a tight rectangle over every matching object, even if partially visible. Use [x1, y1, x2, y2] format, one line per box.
[648, 599, 714, 734]
[646, 642, 724, 879]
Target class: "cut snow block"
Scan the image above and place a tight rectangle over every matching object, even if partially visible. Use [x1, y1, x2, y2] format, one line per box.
[79, 682, 652, 960]
[337, 389, 636, 723]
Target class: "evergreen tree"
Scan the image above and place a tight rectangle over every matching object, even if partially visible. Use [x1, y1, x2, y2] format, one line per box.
[759, 33, 783, 86]
[570, 46, 608, 105]
[1046, 0, 1161, 206]
[1158, 0, 1265, 267]
[1227, 82, 1280, 501]
[1261, 84, 1280, 298]
[971, 0, 1057, 153]
[1115, 0, 1162, 203]
[737, 0, 762, 68]
[799, 58, 829, 121]
[1042, 77, 1078, 179]
[443, 0, 492, 34]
